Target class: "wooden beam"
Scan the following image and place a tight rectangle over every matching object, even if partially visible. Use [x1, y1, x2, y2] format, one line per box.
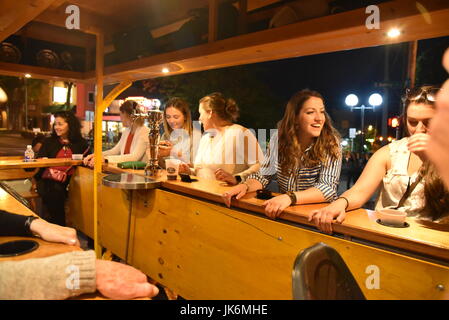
[82, 0, 449, 84]
[17, 21, 94, 48]
[208, 0, 218, 43]
[93, 31, 105, 258]
[34, 4, 121, 35]
[247, 0, 281, 12]
[0, 0, 59, 42]
[0, 61, 85, 82]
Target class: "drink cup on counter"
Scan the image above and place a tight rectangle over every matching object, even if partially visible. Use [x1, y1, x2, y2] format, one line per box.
[165, 158, 181, 180]
[376, 208, 406, 226]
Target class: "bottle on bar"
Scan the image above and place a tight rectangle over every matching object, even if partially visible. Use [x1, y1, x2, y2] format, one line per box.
[24, 145, 34, 162]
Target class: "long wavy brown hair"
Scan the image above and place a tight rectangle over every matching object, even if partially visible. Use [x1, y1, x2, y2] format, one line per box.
[278, 89, 341, 175]
[402, 86, 449, 221]
[419, 162, 449, 221]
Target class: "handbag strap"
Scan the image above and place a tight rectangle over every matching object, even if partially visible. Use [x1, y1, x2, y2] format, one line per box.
[396, 174, 424, 209]
[62, 145, 91, 173]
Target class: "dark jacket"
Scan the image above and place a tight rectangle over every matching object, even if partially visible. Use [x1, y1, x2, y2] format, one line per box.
[34, 136, 90, 180]
[0, 210, 32, 237]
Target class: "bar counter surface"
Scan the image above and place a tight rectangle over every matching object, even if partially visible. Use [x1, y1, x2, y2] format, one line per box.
[103, 163, 449, 262]
[3, 160, 449, 299]
[0, 158, 82, 170]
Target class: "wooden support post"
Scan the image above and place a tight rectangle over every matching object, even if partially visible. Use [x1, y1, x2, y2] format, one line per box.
[92, 30, 132, 258]
[208, 0, 218, 43]
[93, 32, 104, 258]
[407, 40, 418, 88]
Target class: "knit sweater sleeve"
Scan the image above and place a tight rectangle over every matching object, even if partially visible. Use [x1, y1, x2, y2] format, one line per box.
[0, 250, 96, 300]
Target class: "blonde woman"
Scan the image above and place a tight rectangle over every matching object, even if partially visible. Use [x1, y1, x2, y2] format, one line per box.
[180, 92, 263, 185]
[84, 100, 149, 166]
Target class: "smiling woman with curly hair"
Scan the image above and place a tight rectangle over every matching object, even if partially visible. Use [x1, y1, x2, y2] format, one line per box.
[222, 89, 342, 219]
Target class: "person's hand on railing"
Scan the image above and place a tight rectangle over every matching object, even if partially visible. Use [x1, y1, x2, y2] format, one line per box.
[83, 154, 104, 168]
[178, 163, 191, 175]
[215, 168, 238, 185]
[30, 218, 80, 246]
[222, 183, 248, 207]
[95, 259, 159, 299]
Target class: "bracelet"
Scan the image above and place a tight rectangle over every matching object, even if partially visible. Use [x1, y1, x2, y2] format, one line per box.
[241, 181, 250, 192]
[286, 191, 297, 206]
[337, 196, 349, 210]
[24, 216, 39, 237]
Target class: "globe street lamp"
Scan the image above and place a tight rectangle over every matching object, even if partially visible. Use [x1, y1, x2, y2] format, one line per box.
[345, 93, 383, 153]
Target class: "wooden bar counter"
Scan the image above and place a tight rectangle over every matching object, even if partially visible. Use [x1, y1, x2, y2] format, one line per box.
[62, 164, 449, 300]
[0, 158, 82, 170]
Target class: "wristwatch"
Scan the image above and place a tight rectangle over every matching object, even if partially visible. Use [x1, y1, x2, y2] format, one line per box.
[286, 191, 297, 206]
[235, 175, 242, 183]
[24, 216, 39, 237]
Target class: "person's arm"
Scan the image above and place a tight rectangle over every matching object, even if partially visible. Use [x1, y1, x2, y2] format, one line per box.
[0, 251, 96, 300]
[37, 137, 51, 158]
[260, 154, 342, 219]
[0, 250, 159, 300]
[0, 210, 33, 236]
[221, 133, 275, 207]
[309, 145, 390, 233]
[235, 129, 265, 181]
[0, 210, 80, 245]
[305, 152, 342, 203]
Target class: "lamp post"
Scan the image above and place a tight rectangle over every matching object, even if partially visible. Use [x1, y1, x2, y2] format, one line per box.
[24, 74, 31, 130]
[345, 93, 383, 153]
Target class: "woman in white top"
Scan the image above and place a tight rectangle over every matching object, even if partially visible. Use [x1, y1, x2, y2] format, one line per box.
[159, 97, 196, 165]
[84, 100, 149, 166]
[180, 92, 263, 185]
[310, 86, 449, 233]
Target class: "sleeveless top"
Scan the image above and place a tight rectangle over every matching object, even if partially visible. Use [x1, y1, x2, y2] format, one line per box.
[375, 137, 425, 216]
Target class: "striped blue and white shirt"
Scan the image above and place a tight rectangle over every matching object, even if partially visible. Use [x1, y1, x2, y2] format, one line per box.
[248, 131, 342, 201]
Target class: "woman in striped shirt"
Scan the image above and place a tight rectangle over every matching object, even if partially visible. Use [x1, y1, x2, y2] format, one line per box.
[222, 89, 342, 219]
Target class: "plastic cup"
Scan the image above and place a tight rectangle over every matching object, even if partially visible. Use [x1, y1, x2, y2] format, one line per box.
[376, 208, 406, 226]
[165, 158, 181, 180]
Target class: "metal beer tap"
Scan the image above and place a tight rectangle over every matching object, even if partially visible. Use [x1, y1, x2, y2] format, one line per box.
[131, 103, 164, 177]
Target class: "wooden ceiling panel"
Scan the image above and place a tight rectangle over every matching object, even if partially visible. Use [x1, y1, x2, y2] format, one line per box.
[2, 0, 449, 83]
[0, 0, 59, 42]
[84, 0, 449, 84]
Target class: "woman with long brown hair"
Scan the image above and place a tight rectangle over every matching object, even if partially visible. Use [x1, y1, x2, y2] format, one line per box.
[158, 97, 196, 164]
[222, 89, 342, 219]
[311, 85, 449, 233]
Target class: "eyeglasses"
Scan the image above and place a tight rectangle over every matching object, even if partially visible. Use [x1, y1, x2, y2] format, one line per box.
[405, 86, 441, 102]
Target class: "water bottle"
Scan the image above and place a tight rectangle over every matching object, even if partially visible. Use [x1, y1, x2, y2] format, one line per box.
[24, 145, 35, 162]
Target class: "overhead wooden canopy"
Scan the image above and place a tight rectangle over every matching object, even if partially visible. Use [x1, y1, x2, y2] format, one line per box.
[1, 0, 448, 84]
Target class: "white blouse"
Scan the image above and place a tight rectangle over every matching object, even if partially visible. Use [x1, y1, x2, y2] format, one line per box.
[103, 125, 149, 163]
[192, 124, 263, 181]
[375, 137, 425, 216]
